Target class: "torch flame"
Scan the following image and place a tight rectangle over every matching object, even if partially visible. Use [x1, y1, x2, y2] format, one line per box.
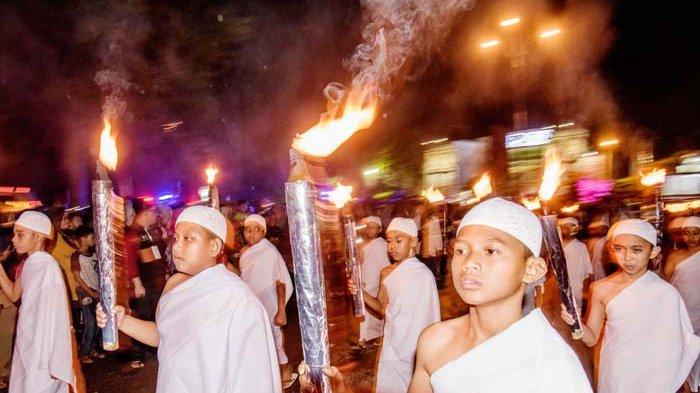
[521, 196, 541, 211]
[422, 186, 445, 203]
[640, 168, 666, 186]
[473, 173, 493, 199]
[328, 183, 353, 209]
[560, 204, 580, 214]
[205, 165, 219, 185]
[538, 147, 564, 202]
[98, 119, 118, 170]
[292, 86, 378, 158]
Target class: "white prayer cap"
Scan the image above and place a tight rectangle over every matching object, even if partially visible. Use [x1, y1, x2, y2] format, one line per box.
[386, 217, 418, 238]
[610, 218, 657, 246]
[361, 216, 382, 228]
[243, 214, 266, 231]
[682, 216, 700, 229]
[15, 210, 52, 237]
[457, 197, 542, 257]
[558, 217, 579, 227]
[176, 206, 227, 241]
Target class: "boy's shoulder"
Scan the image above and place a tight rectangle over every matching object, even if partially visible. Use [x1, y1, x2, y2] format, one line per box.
[419, 315, 467, 352]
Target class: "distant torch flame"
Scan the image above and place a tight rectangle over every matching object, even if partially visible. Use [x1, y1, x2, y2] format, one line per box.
[328, 183, 353, 209]
[665, 200, 700, 213]
[640, 168, 666, 186]
[538, 147, 564, 202]
[98, 119, 118, 171]
[205, 165, 219, 185]
[422, 186, 445, 203]
[560, 204, 580, 214]
[292, 87, 378, 158]
[522, 196, 541, 211]
[473, 173, 493, 200]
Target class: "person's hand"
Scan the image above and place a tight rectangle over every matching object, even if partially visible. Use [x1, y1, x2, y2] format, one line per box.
[273, 309, 287, 326]
[347, 279, 357, 296]
[560, 303, 577, 326]
[133, 282, 146, 299]
[96, 303, 126, 329]
[298, 362, 346, 393]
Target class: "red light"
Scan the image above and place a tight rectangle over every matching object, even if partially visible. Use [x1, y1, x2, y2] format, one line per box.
[140, 196, 154, 203]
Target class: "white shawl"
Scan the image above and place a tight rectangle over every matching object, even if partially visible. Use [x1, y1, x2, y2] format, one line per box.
[671, 251, 700, 391]
[564, 239, 593, 309]
[240, 239, 293, 319]
[360, 237, 390, 341]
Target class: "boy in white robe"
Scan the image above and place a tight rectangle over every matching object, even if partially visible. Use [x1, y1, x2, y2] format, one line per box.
[0, 211, 77, 393]
[240, 214, 296, 387]
[586, 214, 610, 281]
[409, 197, 591, 393]
[559, 217, 593, 311]
[97, 206, 282, 393]
[350, 217, 440, 393]
[357, 216, 391, 347]
[562, 218, 700, 393]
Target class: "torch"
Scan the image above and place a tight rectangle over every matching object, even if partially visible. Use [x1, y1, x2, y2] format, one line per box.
[537, 147, 584, 340]
[640, 168, 666, 271]
[329, 183, 366, 318]
[205, 164, 220, 210]
[92, 119, 120, 351]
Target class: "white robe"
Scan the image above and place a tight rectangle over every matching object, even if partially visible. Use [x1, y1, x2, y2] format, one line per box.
[10, 251, 75, 393]
[377, 257, 440, 393]
[589, 236, 607, 281]
[359, 237, 391, 342]
[424, 216, 443, 257]
[156, 264, 281, 393]
[564, 239, 593, 309]
[430, 309, 592, 393]
[671, 251, 700, 391]
[599, 271, 700, 393]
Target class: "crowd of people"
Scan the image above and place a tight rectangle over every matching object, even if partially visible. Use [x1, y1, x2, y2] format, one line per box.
[0, 194, 698, 392]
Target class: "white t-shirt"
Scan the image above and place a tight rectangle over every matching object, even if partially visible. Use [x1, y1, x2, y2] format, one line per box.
[78, 253, 99, 290]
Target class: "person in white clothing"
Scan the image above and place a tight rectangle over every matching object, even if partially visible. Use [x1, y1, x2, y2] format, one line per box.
[586, 214, 610, 280]
[559, 217, 593, 312]
[240, 214, 296, 388]
[97, 206, 282, 393]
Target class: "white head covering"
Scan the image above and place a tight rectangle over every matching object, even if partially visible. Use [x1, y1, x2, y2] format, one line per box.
[15, 210, 52, 237]
[558, 217, 579, 227]
[682, 216, 700, 229]
[243, 214, 267, 231]
[176, 206, 227, 241]
[610, 218, 657, 246]
[457, 197, 542, 257]
[386, 217, 418, 238]
[361, 216, 382, 228]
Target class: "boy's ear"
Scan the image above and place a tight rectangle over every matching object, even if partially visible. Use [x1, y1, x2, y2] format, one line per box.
[650, 245, 661, 259]
[523, 256, 547, 284]
[209, 238, 224, 258]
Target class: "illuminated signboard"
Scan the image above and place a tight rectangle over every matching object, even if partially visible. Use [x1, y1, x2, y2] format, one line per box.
[505, 128, 554, 149]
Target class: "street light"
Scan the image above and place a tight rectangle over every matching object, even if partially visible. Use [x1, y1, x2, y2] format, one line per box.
[479, 39, 501, 49]
[598, 139, 619, 148]
[499, 17, 521, 28]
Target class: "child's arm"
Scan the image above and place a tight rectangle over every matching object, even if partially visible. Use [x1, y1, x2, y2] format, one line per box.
[96, 303, 159, 347]
[274, 280, 287, 326]
[562, 281, 606, 347]
[0, 265, 21, 303]
[408, 329, 436, 393]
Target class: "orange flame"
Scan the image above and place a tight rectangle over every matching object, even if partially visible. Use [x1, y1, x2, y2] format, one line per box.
[98, 119, 118, 170]
[521, 196, 541, 211]
[560, 204, 580, 214]
[205, 165, 219, 185]
[328, 183, 353, 209]
[538, 147, 564, 202]
[640, 168, 666, 186]
[665, 200, 700, 213]
[422, 185, 445, 203]
[473, 173, 493, 199]
[292, 86, 378, 158]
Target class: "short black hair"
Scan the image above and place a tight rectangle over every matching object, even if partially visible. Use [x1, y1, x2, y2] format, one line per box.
[73, 225, 94, 239]
[67, 211, 82, 220]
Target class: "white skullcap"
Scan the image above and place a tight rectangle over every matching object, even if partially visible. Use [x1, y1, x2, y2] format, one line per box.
[386, 217, 418, 238]
[243, 214, 266, 231]
[458, 197, 542, 257]
[361, 216, 382, 228]
[610, 219, 657, 246]
[558, 217, 579, 226]
[683, 216, 700, 229]
[15, 211, 52, 237]
[176, 206, 227, 241]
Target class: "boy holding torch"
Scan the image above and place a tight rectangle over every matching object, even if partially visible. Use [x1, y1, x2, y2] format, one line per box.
[357, 216, 390, 348]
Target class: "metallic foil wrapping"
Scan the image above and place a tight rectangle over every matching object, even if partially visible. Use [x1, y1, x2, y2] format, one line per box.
[342, 216, 366, 318]
[285, 180, 331, 393]
[540, 214, 584, 340]
[92, 180, 119, 351]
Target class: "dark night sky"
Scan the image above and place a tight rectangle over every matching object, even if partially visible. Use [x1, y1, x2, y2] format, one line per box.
[0, 0, 698, 204]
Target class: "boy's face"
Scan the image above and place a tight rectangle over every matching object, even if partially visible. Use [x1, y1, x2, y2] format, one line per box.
[386, 231, 416, 262]
[611, 234, 660, 276]
[70, 216, 84, 230]
[452, 225, 546, 306]
[60, 213, 71, 231]
[172, 222, 221, 275]
[682, 226, 700, 248]
[363, 223, 381, 239]
[12, 226, 44, 254]
[78, 234, 95, 249]
[243, 223, 265, 246]
[559, 222, 578, 238]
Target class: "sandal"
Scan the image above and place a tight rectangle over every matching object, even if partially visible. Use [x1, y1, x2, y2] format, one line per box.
[130, 360, 145, 369]
[282, 372, 298, 389]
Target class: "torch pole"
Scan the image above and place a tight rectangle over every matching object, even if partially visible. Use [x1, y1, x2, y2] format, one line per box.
[210, 184, 220, 210]
[341, 208, 366, 318]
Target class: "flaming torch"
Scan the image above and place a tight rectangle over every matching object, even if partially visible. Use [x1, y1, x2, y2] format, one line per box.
[537, 147, 584, 340]
[286, 84, 378, 392]
[640, 168, 666, 271]
[205, 164, 220, 210]
[329, 183, 366, 319]
[93, 118, 121, 351]
[472, 173, 493, 200]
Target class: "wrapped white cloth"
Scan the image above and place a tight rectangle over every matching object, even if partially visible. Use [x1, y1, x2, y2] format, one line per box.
[156, 264, 281, 393]
[589, 237, 607, 281]
[430, 309, 592, 393]
[563, 238, 593, 309]
[240, 238, 294, 363]
[671, 251, 700, 391]
[376, 257, 440, 393]
[359, 237, 391, 341]
[424, 216, 443, 257]
[9, 251, 75, 393]
[599, 271, 700, 393]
